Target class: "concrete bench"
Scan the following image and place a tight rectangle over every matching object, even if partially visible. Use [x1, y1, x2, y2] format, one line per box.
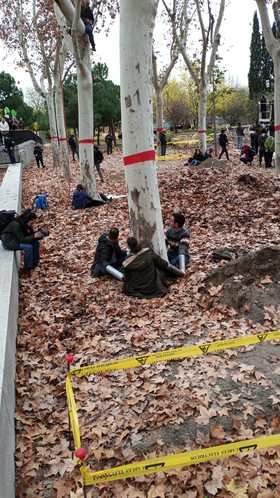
[0, 164, 22, 498]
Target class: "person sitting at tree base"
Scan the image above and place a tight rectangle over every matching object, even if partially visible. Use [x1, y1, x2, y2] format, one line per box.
[166, 212, 190, 268]
[72, 184, 110, 209]
[123, 237, 183, 299]
[185, 148, 213, 166]
[1, 209, 48, 271]
[91, 228, 127, 277]
[240, 144, 256, 165]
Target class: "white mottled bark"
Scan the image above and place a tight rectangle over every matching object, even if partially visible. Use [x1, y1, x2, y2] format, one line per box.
[256, 0, 280, 172]
[54, 82, 70, 179]
[54, 0, 97, 195]
[120, 0, 167, 258]
[198, 82, 208, 153]
[46, 92, 60, 169]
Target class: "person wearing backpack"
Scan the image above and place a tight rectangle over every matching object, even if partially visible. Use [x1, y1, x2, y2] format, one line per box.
[218, 129, 229, 160]
[68, 135, 79, 161]
[94, 145, 104, 182]
[1, 209, 48, 271]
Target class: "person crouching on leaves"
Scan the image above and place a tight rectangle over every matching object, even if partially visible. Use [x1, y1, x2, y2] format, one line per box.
[81, 0, 96, 51]
[71, 184, 110, 209]
[166, 212, 190, 268]
[123, 237, 182, 299]
[90, 228, 127, 277]
[1, 209, 48, 271]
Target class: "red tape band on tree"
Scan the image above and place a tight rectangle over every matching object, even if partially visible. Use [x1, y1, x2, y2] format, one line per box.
[198, 129, 207, 133]
[123, 150, 156, 166]
[50, 136, 58, 140]
[59, 137, 67, 142]
[79, 138, 94, 144]
[274, 124, 280, 132]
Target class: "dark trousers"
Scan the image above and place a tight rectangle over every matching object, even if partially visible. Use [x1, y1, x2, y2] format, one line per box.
[264, 151, 273, 168]
[7, 148, 16, 164]
[160, 142, 167, 156]
[19, 240, 40, 270]
[240, 157, 252, 165]
[70, 147, 78, 161]
[219, 146, 229, 160]
[35, 154, 44, 168]
[107, 142, 113, 154]
[259, 148, 265, 165]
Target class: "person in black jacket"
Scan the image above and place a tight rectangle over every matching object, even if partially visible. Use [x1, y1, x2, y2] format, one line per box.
[4, 135, 16, 164]
[159, 130, 167, 156]
[91, 228, 127, 277]
[1, 209, 48, 271]
[34, 143, 45, 168]
[72, 184, 108, 209]
[68, 135, 79, 161]
[94, 145, 104, 182]
[81, 0, 96, 51]
[218, 129, 229, 160]
[123, 237, 182, 299]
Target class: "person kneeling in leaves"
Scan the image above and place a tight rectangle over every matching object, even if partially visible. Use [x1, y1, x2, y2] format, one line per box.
[1, 209, 48, 271]
[123, 237, 183, 299]
[91, 228, 127, 277]
[166, 212, 190, 268]
[72, 184, 110, 209]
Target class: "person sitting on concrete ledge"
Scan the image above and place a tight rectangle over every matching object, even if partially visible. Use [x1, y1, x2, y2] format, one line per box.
[72, 184, 110, 209]
[166, 212, 190, 269]
[1, 209, 48, 271]
[123, 237, 183, 299]
[90, 228, 127, 277]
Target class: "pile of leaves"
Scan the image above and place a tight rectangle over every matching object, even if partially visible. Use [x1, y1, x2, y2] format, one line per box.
[16, 148, 280, 497]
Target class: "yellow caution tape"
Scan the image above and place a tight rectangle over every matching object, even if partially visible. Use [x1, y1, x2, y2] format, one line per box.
[69, 329, 280, 379]
[80, 433, 280, 485]
[66, 376, 81, 449]
[156, 154, 185, 161]
[66, 329, 280, 485]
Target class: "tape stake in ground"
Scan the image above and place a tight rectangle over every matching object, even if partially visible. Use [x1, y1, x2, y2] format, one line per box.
[123, 149, 155, 166]
[79, 433, 280, 485]
[69, 329, 280, 379]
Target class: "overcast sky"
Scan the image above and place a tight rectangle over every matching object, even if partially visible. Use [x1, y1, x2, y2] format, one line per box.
[0, 0, 258, 96]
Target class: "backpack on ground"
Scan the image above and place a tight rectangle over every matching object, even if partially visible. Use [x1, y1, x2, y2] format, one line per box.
[33, 193, 48, 210]
[0, 210, 16, 234]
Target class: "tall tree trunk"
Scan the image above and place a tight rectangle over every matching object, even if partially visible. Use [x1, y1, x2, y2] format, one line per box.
[120, 0, 166, 258]
[77, 59, 97, 196]
[54, 83, 70, 179]
[274, 56, 280, 171]
[198, 82, 207, 154]
[155, 87, 164, 130]
[46, 91, 60, 169]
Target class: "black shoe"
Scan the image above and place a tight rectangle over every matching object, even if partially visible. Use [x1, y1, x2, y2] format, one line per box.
[92, 44, 96, 52]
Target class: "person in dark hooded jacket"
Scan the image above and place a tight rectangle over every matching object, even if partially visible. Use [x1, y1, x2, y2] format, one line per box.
[123, 237, 182, 299]
[91, 228, 127, 277]
[166, 212, 190, 268]
[1, 209, 48, 270]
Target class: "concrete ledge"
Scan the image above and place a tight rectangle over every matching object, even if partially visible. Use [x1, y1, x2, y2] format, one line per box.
[0, 164, 22, 498]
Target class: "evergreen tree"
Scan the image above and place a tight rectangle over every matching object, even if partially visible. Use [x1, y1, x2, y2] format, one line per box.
[248, 11, 263, 100]
[261, 35, 274, 92]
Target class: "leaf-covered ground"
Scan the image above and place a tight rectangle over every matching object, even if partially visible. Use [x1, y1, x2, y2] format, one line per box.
[16, 146, 280, 498]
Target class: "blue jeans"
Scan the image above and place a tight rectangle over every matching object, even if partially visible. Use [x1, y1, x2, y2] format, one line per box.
[19, 240, 40, 270]
[84, 22, 95, 50]
[237, 136, 243, 149]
